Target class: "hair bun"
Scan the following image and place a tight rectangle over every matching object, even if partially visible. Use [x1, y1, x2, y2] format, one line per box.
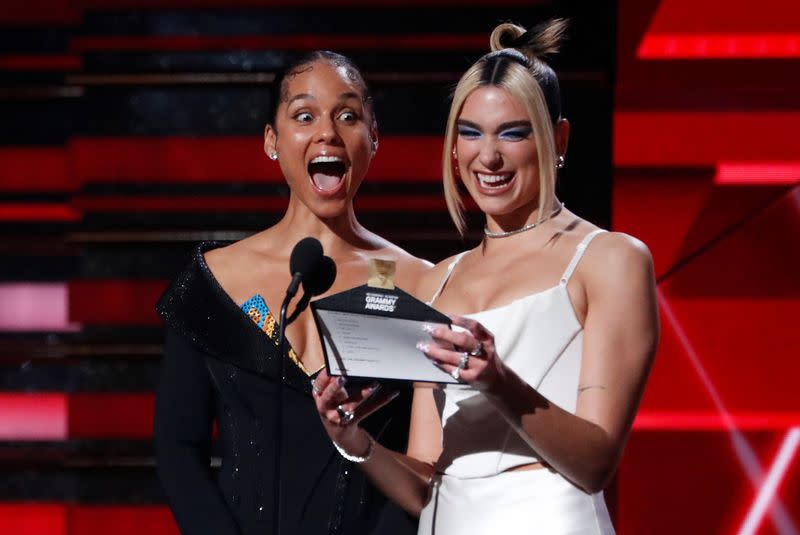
[490, 23, 526, 52]
[489, 19, 568, 62]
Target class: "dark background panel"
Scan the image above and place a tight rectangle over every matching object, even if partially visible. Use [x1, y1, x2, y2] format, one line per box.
[0, 0, 617, 518]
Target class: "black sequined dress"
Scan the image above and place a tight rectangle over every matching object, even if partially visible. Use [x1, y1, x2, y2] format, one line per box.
[154, 243, 415, 535]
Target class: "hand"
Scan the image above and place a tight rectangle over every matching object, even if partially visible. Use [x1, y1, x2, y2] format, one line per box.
[312, 370, 397, 453]
[419, 315, 505, 391]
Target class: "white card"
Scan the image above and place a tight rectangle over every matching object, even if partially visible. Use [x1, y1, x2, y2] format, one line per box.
[315, 309, 458, 384]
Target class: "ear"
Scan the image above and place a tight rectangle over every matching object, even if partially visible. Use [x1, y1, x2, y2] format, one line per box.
[554, 118, 570, 158]
[369, 120, 379, 158]
[264, 123, 278, 157]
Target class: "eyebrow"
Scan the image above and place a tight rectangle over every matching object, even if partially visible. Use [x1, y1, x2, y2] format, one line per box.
[457, 119, 532, 132]
[286, 92, 363, 106]
[337, 92, 362, 102]
[287, 93, 313, 105]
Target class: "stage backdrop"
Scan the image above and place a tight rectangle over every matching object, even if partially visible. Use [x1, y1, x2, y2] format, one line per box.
[0, 1, 615, 533]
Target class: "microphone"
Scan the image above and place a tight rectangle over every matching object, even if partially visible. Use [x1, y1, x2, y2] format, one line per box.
[286, 237, 324, 299]
[286, 255, 337, 324]
[304, 255, 337, 296]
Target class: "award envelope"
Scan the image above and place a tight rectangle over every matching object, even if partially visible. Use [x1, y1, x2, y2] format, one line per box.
[311, 284, 458, 384]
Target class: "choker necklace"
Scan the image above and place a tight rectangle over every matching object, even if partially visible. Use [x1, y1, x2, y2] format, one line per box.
[483, 202, 565, 239]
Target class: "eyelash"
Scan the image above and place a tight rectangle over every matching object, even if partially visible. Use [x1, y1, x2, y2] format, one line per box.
[458, 127, 481, 139]
[291, 110, 359, 124]
[457, 127, 532, 140]
[499, 129, 532, 141]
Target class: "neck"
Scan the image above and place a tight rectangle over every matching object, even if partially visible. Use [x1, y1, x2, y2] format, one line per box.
[484, 196, 546, 235]
[482, 197, 563, 248]
[271, 195, 369, 257]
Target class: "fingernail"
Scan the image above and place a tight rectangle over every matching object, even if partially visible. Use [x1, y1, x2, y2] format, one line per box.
[337, 376, 347, 387]
[416, 341, 429, 353]
[421, 323, 435, 334]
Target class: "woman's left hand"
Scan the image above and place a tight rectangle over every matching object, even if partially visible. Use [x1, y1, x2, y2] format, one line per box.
[419, 316, 505, 391]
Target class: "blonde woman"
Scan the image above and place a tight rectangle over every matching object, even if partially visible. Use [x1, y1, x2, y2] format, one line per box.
[314, 20, 659, 534]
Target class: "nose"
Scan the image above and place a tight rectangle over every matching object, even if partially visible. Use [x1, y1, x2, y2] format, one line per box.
[478, 138, 502, 169]
[315, 115, 342, 145]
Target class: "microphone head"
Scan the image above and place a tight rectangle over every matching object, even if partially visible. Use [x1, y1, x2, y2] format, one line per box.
[289, 237, 323, 278]
[303, 256, 337, 296]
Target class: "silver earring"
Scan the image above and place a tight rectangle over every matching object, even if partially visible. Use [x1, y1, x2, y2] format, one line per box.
[372, 140, 379, 154]
[556, 155, 565, 169]
[269, 151, 278, 161]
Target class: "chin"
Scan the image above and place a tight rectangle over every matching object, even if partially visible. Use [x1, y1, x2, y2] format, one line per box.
[307, 197, 351, 220]
[473, 197, 517, 217]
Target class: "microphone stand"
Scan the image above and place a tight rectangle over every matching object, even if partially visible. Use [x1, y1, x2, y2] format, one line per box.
[274, 279, 302, 535]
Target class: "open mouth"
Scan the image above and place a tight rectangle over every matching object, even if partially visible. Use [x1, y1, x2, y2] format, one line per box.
[476, 172, 514, 190]
[308, 155, 347, 193]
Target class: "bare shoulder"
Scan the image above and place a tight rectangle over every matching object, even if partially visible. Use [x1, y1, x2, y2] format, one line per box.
[387, 244, 433, 277]
[415, 252, 464, 301]
[202, 241, 239, 281]
[583, 231, 654, 289]
[203, 230, 276, 287]
[361, 232, 432, 282]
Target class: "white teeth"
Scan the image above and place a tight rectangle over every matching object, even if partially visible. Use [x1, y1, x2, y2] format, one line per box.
[310, 155, 343, 164]
[476, 172, 512, 187]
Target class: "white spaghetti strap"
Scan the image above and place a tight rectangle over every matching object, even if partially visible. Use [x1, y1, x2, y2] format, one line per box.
[559, 229, 607, 285]
[428, 251, 469, 305]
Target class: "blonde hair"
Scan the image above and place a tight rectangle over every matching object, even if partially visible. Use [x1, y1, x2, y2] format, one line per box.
[442, 19, 567, 235]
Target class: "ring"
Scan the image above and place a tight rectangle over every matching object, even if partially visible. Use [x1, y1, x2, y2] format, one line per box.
[311, 378, 322, 396]
[458, 353, 469, 370]
[450, 367, 462, 381]
[468, 341, 483, 357]
[336, 405, 355, 426]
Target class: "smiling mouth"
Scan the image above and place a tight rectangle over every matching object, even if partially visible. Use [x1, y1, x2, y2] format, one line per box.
[476, 172, 514, 189]
[308, 155, 347, 192]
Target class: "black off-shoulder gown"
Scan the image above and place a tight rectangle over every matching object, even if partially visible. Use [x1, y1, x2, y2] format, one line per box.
[154, 243, 416, 535]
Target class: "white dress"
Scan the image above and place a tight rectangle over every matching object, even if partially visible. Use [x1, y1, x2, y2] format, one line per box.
[418, 229, 615, 535]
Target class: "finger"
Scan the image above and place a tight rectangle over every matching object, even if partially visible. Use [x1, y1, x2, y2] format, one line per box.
[450, 315, 493, 341]
[336, 385, 377, 413]
[319, 376, 348, 408]
[312, 370, 335, 396]
[323, 408, 343, 426]
[428, 327, 480, 355]
[348, 386, 400, 426]
[420, 343, 465, 368]
[435, 361, 478, 385]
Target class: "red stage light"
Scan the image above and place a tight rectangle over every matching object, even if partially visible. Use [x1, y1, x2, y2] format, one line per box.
[0, 393, 68, 441]
[715, 162, 800, 185]
[638, 33, 800, 59]
[736, 428, 800, 535]
[0, 503, 66, 535]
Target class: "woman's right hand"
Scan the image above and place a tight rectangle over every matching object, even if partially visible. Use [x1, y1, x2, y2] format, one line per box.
[312, 370, 397, 454]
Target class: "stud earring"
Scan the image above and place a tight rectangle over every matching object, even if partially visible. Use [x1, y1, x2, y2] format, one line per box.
[269, 151, 278, 161]
[556, 155, 565, 169]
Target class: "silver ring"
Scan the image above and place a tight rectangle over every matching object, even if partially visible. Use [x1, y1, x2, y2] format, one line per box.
[311, 378, 322, 396]
[468, 341, 483, 357]
[458, 353, 469, 370]
[450, 367, 461, 381]
[336, 405, 355, 426]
